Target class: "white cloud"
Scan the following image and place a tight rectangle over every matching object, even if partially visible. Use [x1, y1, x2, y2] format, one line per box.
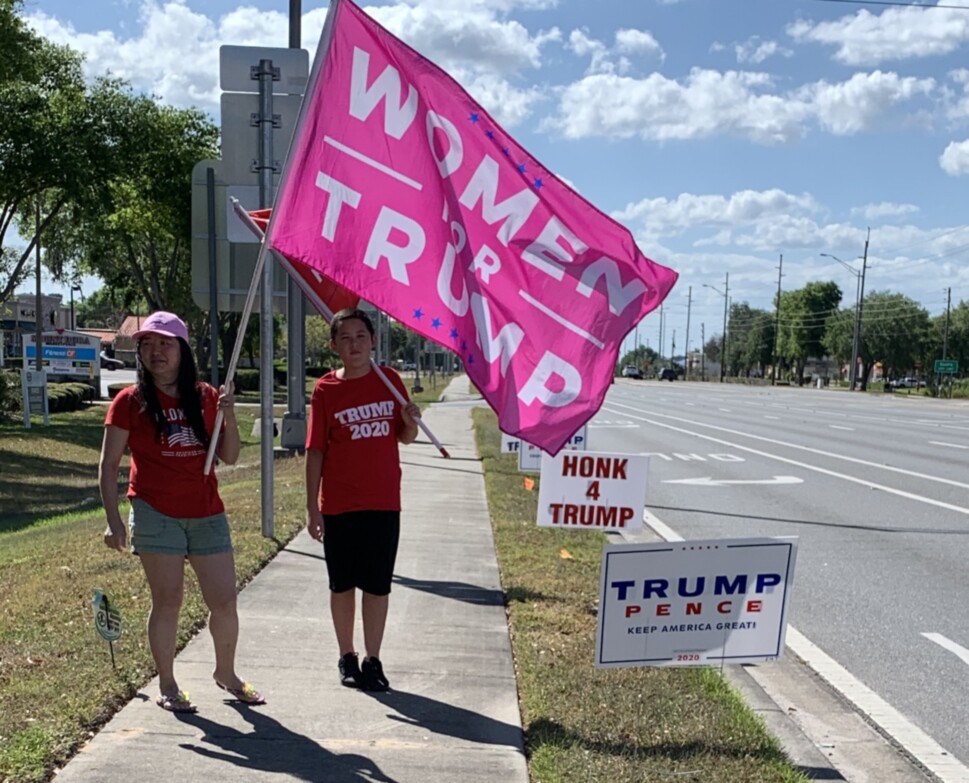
[734, 37, 791, 65]
[851, 202, 919, 220]
[615, 28, 663, 58]
[613, 189, 821, 237]
[567, 26, 663, 75]
[944, 68, 969, 119]
[25, 0, 558, 127]
[802, 71, 935, 135]
[544, 68, 936, 143]
[787, 7, 969, 66]
[940, 139, 969, 175]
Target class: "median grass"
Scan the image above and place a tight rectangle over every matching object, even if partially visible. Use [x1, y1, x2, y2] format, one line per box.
[0, 381, 444, 783]
[472, 407, 810, 783]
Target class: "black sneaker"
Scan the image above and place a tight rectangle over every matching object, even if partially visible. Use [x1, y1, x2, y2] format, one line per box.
[338, 652, 363, 688]
[362, 657, 390, 691]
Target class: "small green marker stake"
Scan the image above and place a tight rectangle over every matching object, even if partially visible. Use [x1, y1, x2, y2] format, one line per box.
[92, 588, 122, 667]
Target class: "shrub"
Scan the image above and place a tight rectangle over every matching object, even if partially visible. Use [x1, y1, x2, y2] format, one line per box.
[0, 369, 22, 418]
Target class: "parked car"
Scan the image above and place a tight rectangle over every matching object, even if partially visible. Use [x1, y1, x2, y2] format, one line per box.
[659, 368, 677, 381]
[100, 351, 124, 371]
[621, 365, 643, 379]
[889, 377, 921, 389]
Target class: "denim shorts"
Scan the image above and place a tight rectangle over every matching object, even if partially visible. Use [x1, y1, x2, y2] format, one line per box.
[128, 498, 233, 556]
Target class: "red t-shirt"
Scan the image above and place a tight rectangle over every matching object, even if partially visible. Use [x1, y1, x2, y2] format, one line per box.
[306, 367, 409, 515]
[105, 384, 225, 519]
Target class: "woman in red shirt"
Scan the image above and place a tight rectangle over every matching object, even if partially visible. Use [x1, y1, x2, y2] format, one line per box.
[99, 311, 264, 713]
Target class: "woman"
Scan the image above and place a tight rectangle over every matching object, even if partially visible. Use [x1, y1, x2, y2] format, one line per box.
[98, 311, 264, 713]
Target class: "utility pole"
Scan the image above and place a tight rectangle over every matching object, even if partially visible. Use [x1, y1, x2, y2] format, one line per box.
[772, 254, 783, 386]
[658, 304, 664, 369]
[671, 329, 676, 372]
[943, 286, 951, 361]
[701, 323, 706, 380]
[853, 228, 870, 390]
[721, 273, 729, 383]
[685, 286, 692, 379]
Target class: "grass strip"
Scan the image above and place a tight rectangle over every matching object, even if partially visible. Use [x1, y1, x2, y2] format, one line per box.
[472, 407, 811, 783]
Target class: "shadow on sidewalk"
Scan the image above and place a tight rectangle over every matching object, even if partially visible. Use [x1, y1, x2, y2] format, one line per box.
[392, 574, 504, 606]
[365, 689, 523, 749]
[177, 704, 397, 783]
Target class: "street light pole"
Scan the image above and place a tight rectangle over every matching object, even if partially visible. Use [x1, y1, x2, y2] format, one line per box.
[703, 274, 729, 383]
[855, 229, 870, 390]
[821, 251, 862, 390]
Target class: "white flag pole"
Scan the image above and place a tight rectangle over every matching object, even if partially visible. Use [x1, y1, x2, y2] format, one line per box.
[203, 236, 271, 475]
[231, 199, 451, 459]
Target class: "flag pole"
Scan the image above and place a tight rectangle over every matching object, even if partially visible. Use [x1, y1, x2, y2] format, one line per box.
[203, 237, 271, 475]
[231, 198, 451, 459]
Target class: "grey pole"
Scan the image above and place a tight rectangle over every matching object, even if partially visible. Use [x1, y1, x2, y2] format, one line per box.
[821, 252, 860, 389]
[720, 273, 729, 383]
[257, 58, 276, 538]
[854, 229, 870, 390]
[684, 286, 691, 380]
[285, 0, 306, 449]
[772, 255, 782, 386]
[34, 200, 42, 373]
[701, 322, 706, 381]
[206, 167, 219, 387]
[943, 287, 951, 361]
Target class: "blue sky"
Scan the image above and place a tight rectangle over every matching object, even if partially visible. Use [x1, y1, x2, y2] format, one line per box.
[17, 0, 969, 358]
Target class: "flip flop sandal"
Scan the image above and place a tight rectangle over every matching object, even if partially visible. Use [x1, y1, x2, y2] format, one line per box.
[156, 690, 197, 713]
[215, 680, 266, 705]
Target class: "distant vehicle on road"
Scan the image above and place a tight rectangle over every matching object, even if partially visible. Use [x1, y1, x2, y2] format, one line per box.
[659, 368, 677, 381]
[889, 377, 921, 389]
[99, 351, 124, 371]
[622, 365, 643, 379]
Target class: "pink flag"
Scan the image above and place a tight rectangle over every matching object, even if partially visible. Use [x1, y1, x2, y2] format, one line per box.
[266, 0, 678, 454]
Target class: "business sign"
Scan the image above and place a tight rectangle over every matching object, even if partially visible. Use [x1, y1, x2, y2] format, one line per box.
[537, 450, 648, 531]
[934, 359, 958, 374]
[23, 331, 99, 378]
[517, 425, 588, 472]
[595, 537, 798, 668]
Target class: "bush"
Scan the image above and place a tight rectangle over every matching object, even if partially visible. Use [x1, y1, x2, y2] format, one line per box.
[0, 370, 22, 418]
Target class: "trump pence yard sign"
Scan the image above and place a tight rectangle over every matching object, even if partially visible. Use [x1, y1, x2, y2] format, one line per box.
[595, 537, 798, 668]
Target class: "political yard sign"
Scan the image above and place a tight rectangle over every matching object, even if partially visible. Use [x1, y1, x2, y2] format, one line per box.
[537, 450, 649, 532]
[264, 0, 678, 456]
[596, 537, 798, 668]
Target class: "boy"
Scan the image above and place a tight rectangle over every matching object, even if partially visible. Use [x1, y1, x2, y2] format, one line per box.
[305, 308, 421, 691]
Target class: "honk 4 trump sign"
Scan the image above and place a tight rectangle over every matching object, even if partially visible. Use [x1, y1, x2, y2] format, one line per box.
[596, 537, 798, 668]
[266, 0, 678, 455]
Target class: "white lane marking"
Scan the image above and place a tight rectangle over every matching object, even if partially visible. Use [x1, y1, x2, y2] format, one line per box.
[764, 415, 780, 420]
[662, 475, 803, 487]
[643, 509, 969, 783]
[603, 405, 969, 517]
[829, 425, 855, 431]
[922, 633, 969, 667]
[719, 408, 731, 412]
[607, 401, 969, 492]
[930, 441, 969, 450]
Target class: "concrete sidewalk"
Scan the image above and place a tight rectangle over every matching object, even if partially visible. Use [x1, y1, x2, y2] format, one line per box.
[57, 377, 527, 783]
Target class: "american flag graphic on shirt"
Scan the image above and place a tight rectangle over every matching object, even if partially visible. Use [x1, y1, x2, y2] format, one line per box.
[165, 421, 202, 448]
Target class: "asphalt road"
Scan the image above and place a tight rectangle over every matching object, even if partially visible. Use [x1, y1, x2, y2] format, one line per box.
[595, 379, 969, 775]
[98, 366, 136, 399]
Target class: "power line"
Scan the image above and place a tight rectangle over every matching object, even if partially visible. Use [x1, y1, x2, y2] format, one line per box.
[814, 0, 969, 9]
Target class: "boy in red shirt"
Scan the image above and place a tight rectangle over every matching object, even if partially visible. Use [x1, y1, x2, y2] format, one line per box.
[305, 308, 421, 691]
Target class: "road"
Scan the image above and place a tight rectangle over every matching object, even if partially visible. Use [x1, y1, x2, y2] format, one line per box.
[98, 367, 136, 399]
[595, 379, 969, 779]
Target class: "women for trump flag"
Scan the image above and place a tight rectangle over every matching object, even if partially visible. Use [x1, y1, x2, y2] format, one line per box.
[265, 0, 678, 455]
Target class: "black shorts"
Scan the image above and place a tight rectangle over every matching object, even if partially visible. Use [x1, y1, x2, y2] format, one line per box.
[322, 510, 400, 596]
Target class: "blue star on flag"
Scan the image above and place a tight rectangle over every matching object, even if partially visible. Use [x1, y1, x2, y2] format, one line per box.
[502, 147, 511, 157]
[533, 178, 544, 189]
[460, 340, 468, 352]
[413, 308, 424, 320]
[450, 329, 459, 340]
[470, 112, 480, 124]
[431, 318, 442, 329]
[467, 355, 475, 365]
[485, 129, 495, 140]
[517, 163, 527, 174]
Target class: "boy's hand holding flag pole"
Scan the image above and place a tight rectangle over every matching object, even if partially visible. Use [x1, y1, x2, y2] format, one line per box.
[234, 198, 451, 458]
